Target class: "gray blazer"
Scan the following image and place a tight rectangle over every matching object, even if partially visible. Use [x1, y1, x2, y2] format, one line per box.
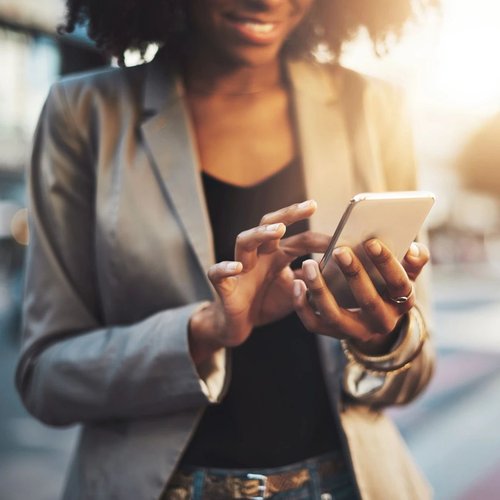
[16, 53, 434, 500]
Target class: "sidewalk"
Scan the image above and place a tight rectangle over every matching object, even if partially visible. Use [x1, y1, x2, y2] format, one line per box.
[391, 263, 500, 500]
[391, 349, 500, 500]
[458, 458, 500, 500]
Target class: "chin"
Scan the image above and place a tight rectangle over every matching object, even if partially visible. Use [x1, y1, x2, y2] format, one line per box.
[218, 44, 285, 68]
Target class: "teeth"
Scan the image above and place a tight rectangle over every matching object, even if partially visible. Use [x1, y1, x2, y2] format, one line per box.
[243, 22, 275, 34]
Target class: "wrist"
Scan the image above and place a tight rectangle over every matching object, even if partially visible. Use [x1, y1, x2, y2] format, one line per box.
[350, 314, 408, 356]
[341, 308, 427, 374]
[188, 302, 225, 365]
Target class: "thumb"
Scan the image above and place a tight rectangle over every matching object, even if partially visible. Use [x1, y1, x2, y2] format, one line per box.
[207, 261, 243, 296]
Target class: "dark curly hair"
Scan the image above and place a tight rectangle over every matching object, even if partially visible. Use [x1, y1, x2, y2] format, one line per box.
[59, 0, 438, 65]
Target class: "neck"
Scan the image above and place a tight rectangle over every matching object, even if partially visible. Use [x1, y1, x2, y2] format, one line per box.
[181, 44, 284, 96]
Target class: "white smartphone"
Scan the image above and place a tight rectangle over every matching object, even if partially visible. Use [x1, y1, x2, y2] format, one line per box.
[319, 191, 435, 309]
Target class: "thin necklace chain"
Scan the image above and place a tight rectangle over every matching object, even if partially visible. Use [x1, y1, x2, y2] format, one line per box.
[186, 82, 283, 97]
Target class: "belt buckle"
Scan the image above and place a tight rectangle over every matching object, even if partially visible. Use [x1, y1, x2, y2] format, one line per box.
[245, 473, 268, 500]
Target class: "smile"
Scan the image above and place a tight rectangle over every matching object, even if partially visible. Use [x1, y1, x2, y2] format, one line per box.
[223, 14, 282, 44]
[240, 21, 276, 34]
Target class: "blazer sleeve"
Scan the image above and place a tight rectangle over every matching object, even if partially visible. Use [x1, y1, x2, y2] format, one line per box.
[16, 82, 227, 427]
[341, 77, 436, 407]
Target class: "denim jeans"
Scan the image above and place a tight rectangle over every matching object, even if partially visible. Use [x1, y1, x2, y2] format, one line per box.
[164, 451, 358, 500]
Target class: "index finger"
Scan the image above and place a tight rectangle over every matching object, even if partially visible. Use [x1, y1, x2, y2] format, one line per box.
[280, 231, 331, 257]
[260, 199, 317, 226]
[260, 199, 317, 253]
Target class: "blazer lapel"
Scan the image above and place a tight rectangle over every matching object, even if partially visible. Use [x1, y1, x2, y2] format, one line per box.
[288, 60, 356, 398]
[140, 56, 216, 281]
[288, 60, 355, 235]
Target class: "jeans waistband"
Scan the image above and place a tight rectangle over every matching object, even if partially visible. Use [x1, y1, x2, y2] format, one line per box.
[163, 450, 352, 500]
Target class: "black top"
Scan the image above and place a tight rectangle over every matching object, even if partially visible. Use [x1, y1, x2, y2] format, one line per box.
[180, 158, 341, 468]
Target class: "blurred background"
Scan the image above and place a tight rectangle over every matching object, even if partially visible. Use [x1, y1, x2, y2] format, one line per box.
[0, 0, 499, 499]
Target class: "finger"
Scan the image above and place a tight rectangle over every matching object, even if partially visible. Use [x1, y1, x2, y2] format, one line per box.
[402, 242, 430, 281]
[301, 260, 353, 336]
[280, 231, 331, 257]
[260, 200, 317, 253]
[260, 199, 317, 226]
[207, 261, 243, 295]
[234, 223, 286, 269]
[296, 263, 371, 342]
[333, 247, 400, 334]
[207, 261, 243, 283]
[363, 239, 416, 313]
[293, 268, 305, 281]
[292, 279, 324, 333]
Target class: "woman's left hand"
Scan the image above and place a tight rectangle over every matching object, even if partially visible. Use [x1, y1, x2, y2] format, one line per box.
[293, 239, 430, 355]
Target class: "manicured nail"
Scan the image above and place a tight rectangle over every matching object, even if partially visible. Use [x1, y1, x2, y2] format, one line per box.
[304, 261, 318, 281]
[267, 223, 281, 231]
[293, 280, 302, 298]
[408, 242, 420, 258]
[226, 262, 239, 271]
[334, 248, 353, 267]
[298, 200, 316, 209]
[366, 239, 382, 256]
[298, 199, 315, 209]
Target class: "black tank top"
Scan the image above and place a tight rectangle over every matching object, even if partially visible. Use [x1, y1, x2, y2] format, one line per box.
[180, 158, 341, 468]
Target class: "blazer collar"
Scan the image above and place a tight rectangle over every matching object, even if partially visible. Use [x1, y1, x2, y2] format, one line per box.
[286, 58, 342, 103]
[140, 54, 354, 280]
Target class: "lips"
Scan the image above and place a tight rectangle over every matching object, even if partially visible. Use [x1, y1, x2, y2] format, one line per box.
[222, 13, 283, 44]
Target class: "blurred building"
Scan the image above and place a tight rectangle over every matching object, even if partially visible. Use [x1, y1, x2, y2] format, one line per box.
[452, 114, 500, 266]
[457, 113, 500, 197]
[0, 0, 107, 341]
[341, 0, 500, 270]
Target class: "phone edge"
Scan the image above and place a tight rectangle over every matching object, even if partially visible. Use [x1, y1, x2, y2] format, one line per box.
[319, 198, 356, 272]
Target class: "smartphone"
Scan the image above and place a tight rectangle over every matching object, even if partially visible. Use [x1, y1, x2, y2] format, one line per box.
[319, 191, 435, 309]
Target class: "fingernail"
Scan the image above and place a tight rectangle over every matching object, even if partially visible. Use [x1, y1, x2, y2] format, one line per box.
[226, 262, 239, 271]
[409, 242, 420, 258]
[299, 200, 317, 208]
[366, 239, 382, 256]
[304, 261, 317, 281]
[298, 200, 315, 209]
[293, 280, 302, 298]
[267, 223, 281, 231]
[334, 248, 352, 267]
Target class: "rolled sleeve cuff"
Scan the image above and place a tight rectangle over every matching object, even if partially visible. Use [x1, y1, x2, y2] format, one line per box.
[197, 347, 227, 403]
[342, 306, 428, 398]
[188, 301, 228, 404]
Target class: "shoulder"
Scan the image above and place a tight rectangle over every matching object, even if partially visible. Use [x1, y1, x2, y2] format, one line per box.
[46, 64, 146, 115]
[288, 59, 405, 113]
[37, 64, 153, 158]
[291, 59, 416, 190]
[334, 65, 406, 116]
[338, 67, 409, 149]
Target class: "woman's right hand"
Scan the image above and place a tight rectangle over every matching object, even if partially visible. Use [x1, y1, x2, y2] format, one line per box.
[188, 200, 328, 363]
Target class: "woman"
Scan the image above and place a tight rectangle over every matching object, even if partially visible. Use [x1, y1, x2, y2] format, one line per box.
[16, 0, 436, 499]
